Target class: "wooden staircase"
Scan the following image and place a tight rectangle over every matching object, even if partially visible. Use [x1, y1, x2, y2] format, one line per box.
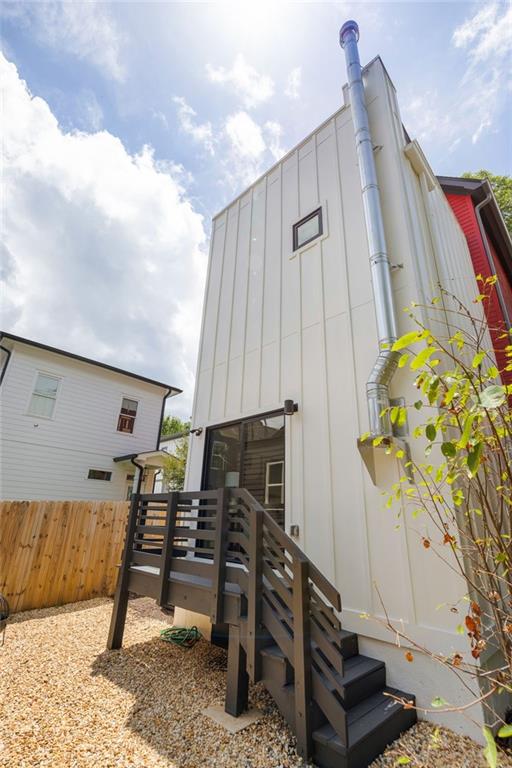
[107, 489, 416, 768]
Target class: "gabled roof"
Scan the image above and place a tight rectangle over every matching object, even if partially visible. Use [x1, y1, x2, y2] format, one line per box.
[0, 332, 182, 395]
[438, 176, 512, 278]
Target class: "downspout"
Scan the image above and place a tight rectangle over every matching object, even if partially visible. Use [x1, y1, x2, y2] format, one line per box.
[131, 456, 144, 495]
[156, 387, 173, 449]
[475, 193, 512, 333]
[339, 21, 400, 439]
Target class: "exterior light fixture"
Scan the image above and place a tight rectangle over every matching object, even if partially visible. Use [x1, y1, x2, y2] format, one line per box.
[190, 427, 203, 436]
[284, 400, 298, 415]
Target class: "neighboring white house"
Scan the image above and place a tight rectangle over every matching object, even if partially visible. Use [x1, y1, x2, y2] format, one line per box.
[183, 52, 489, 737]
[153, 431, 189, 492]
[0, 333, 181, 500]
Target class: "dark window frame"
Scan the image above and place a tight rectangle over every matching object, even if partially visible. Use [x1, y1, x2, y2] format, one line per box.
[292, 206, 323, 252]
[198, 409, 286, 559]
[201, 408, 285, 492]
[88, 469, 112, 481]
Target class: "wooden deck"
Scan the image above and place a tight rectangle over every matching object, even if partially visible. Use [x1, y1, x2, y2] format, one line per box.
[107, 490, 416, 768]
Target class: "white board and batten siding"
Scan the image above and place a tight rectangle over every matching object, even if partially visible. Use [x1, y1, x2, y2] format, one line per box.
[0, 341, 167, 500]
[186, 57, 482, 731]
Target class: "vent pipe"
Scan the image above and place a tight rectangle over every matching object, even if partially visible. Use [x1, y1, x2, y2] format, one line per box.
[340, 21, 399, 438]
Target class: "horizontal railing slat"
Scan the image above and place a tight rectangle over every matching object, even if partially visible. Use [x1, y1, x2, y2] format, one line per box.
[310, 619, 343, 674]
[131, 551, 162, 568]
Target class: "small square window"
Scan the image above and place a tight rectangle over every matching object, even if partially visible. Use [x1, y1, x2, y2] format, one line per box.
[88, 469, 112, 481]
[293, 207, 323, 251]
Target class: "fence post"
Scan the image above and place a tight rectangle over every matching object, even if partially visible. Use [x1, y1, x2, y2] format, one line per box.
[210, 487, 228, 624]
[107, 494, 140, 650]
[247, 503, 263, 682]
[292, 555, 313, 760]
[157, 492, 178, 607]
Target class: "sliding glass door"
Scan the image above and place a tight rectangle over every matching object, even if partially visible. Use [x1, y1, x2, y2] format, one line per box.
[203, 412, 285, 528]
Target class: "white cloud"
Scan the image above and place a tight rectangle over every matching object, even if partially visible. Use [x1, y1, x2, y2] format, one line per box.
[285, 67, 301, 100]
[403, 3, 511, 155]
[264, 121, 286, 162]
[173, 96, 215, 156]
[2, 1, 125, 81]
[225, 112, 266, 158]
[452, 2, 512, 61]
[206, 54, 274, 108]
[1, 53, 207, 418]
[77, 89, 104, 132]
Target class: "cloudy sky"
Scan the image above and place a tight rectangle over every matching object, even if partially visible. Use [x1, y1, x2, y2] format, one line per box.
[2, 1, 511, 418]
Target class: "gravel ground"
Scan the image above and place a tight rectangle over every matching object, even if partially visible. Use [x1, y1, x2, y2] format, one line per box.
[1, 597, 509, 768]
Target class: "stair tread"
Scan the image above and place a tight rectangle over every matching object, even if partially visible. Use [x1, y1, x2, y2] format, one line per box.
[318, 654, 384, 688]
[313, 687, 415, 751]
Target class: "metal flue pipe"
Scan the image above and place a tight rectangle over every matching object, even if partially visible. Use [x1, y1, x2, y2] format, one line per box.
[340, 20, 399, 437]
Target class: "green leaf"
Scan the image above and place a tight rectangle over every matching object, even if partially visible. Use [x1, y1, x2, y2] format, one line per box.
[456, 624, 464, 635]
[444, 382, 458, 407]
[360, 432, 371, 442]
[398, 353, 410, 368]
[426, 424, 437, 442]
[457, 414, 476, 449]
[483, 725, 497, 768]
[472, 351, 486, 368]
[414, 400, 423, 410]
[487, 366, 499, 379]
[480, 385, 506, 409]
[497, 724, 512, 739]
[431, 696, 448, 708]
[441, 441, 457, 458]
[397, 407, 408, 427]
[395, 758, 411, 766]
[411, 346, 437, 371]
[391, 330, 428, 352]
[467, 441, 484, 476]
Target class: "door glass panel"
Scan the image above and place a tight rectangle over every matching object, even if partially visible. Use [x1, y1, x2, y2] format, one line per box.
[203, 413, 285, 531]
[242, 414, 285, 527]
[204, 424, 241, 490]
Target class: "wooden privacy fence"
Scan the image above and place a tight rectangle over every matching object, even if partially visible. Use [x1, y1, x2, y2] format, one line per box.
[0, 499, 129, 613]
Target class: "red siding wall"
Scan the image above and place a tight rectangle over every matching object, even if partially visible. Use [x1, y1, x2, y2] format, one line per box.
[446, 192, 511, 383]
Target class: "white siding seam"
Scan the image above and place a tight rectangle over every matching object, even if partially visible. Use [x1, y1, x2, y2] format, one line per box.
[278, 168, 284, 404]
[207, 208, 230, 420]
[386, 82, 438, 624]
[380, 79, 421, 625]
[334, 108, 374, 613]
[3, 436, 135, 460]
[278, 167, 287, 528]
[190, 219, 219, 426]
[223, 199, 242, 419]
[297, 149, 307, 547]
[240, 193, 254, 414]
[257, 176, 268, 410]
[315, 130, 337, 584]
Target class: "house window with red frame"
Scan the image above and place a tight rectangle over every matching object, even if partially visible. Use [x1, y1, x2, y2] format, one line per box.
[117, 397, 138, 433]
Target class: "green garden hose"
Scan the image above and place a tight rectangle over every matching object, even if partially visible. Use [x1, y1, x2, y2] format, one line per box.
[159, 625, 201, 649]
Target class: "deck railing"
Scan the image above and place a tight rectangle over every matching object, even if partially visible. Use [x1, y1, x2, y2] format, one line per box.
[109, 488, 347, 758]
